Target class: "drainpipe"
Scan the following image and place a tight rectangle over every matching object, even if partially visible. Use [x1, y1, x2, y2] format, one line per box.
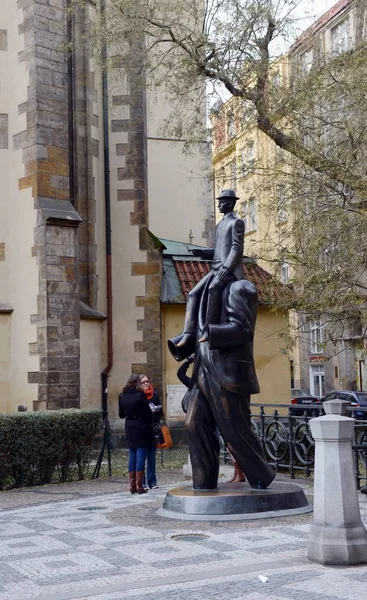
[101, 0, 113, 420]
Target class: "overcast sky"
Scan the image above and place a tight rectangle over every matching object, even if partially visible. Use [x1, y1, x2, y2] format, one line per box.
[270, 0, 342, 53]
[292, 0, 341, 34]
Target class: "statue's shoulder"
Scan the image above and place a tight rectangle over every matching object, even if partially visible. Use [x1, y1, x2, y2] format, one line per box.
[229, 213, 245, 233]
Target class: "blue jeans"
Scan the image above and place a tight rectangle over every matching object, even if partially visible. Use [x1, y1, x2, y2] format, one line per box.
[143, 444, 157, 488]
[128, 447, 147, 472]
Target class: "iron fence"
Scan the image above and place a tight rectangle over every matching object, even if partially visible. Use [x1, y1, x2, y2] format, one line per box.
[249, 403, 367, 491]
[81, 402, 367, 492]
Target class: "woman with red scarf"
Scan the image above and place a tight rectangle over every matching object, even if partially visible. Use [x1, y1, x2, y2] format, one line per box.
[140, 374, 163, 489]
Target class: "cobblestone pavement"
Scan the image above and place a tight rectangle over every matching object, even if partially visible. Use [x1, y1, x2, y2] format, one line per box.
[0, 477, 366, 600]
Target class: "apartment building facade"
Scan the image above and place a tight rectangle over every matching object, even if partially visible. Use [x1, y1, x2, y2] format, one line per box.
[211, 0, 367, 397]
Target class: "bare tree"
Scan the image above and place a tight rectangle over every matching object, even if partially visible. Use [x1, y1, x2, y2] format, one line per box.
[88, 0, 367, 349]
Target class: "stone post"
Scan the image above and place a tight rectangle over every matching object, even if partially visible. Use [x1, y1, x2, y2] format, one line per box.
[308, 398, 367, 565]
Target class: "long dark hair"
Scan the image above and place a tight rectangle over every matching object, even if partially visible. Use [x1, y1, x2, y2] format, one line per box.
[122, 374, 143, 393]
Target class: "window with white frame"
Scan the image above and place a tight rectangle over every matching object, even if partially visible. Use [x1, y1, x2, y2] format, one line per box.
[229, 159, 237, 189]
[242, 99, 254, 124]
[331, 18, 350, 55]
[240, 142, 255, 177]
[248, 143, 255, 168]
[272, 70, 280, 87]
[248, 198, 256, 231]
[227, 112, 235, 138]
[299, 49, 313, 72]
[277, 187, 287, 223]
[310, 364, 325, 398]
[281, 262, 289, 284]
[243, 198, 256, 233]
[310, 318, 324, 354]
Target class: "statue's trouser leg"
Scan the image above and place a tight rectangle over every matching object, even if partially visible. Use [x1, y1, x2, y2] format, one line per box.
[205, 276, 235, 326]
[200, 367, 275, 489]
[182, 273, 212, 334]
[185, 381, 220, 490]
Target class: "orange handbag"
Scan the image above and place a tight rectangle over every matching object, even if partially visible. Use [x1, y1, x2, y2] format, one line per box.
[157, 422, 173, 449]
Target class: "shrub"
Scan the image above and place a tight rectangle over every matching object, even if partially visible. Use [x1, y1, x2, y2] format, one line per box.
[0, 409, 102, 490]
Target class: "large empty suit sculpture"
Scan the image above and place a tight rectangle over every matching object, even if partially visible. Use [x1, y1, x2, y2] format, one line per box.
[168, 190, 275, 490]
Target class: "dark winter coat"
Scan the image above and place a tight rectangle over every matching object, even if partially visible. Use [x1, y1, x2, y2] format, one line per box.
[148, 391, 163, 427]
[118, 389, 154, 448]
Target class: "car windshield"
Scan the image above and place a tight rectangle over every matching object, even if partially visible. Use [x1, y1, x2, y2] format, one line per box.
[355, 393, 367, 404]
[291, 389, 311, 397]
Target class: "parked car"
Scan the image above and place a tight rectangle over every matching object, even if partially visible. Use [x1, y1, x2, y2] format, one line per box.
[322, 391, 367, 419]
[290, 388, 321, 416]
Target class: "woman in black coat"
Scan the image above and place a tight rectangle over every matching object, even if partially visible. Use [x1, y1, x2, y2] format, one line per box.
[140, 374, 163, 489]
[118, 374, 154, 494]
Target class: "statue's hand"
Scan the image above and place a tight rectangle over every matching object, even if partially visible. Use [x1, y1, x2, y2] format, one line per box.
[216, 266, 232, 282]
[189, 248, 203, 257]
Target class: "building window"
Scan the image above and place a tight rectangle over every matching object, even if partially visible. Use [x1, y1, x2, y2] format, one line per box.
[299, 49, 313, 72]
[334, 365, 339, 379]
[331, 18, 350, 55]
[230, 159, 237, 189]
[272, 70, 280, 87]
[227, 112, 235, 139]
[243, 198, 256, 233]
[242, 99, 254, 124]
[276, 187, 287, 223]
[310, 318, 324, 354]
[240, 142, 255, 177]
[310, 364, 325, 398]
[281, 262, 289, 284]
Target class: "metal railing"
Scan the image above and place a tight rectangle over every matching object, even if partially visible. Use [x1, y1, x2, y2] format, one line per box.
[91, 402, 367, 492]
[249, 403, 367, 491]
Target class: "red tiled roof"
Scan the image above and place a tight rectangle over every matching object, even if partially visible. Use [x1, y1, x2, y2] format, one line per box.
[173, 260, 288, 306]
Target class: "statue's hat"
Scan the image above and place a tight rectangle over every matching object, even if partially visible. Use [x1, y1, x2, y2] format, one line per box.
[216, 189, 240, 200]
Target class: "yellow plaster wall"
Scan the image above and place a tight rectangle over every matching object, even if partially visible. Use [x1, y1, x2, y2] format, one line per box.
[0, 1, 39, 412]
[162, 304, 290, 410]
[80, 320, 104, 411]
[0, 315, 10, 412]
[254, 306, 291, 406]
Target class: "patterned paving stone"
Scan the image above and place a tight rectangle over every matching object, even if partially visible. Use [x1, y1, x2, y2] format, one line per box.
[0, 485, 366, 600]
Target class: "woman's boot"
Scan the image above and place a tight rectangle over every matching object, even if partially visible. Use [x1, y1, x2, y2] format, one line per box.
[136, 471, 148, 494]
[227, 461, 246, 483]
[129, 471, 137, 494]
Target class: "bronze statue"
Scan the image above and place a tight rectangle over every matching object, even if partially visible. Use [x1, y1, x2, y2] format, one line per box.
[168, 190, 275, 490]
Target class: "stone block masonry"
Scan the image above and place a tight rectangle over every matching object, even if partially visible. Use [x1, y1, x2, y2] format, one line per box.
[17, 0, 82, 410]
[0, 30, 7, 51]
[111, 42, 164, 401]
[0, 114, 9, 149]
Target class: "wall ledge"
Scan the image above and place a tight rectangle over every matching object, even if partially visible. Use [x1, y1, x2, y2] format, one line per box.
[80, 301, 107, 321]
[0, 303, 13, 314]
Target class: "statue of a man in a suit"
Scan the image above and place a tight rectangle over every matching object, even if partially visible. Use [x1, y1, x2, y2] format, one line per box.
[177, 189, 245, 347]
[168, 190, 275, 490]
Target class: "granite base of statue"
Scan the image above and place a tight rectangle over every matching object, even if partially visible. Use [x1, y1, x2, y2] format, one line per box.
[158, 191, 311, 521]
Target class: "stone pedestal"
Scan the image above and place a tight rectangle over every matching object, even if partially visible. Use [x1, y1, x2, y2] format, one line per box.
[158, 481, 312, 521]
[308, 399, 367, 565]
